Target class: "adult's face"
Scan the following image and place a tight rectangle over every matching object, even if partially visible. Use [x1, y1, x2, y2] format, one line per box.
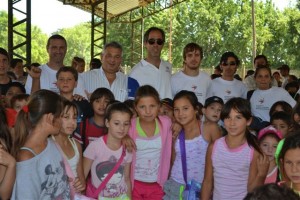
[0, 54, 9, 76]
[221, 56, 237, 79]
[101, 46, 122, 74]
[144, 30, 164, 59]
[254, 57, 267, 68]
[184, 50, 201, 70]
[47, 39, 67, 63]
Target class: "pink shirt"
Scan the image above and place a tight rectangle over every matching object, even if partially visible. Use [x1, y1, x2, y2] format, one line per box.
[212, 137, 254, 200]
[84, 137, 132, 198]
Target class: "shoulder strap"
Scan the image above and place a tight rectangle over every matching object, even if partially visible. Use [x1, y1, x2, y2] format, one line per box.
[94, 147, 126, 195]
[179, 130, 187, 184]
[20, 147, 37, 156]
[247, 90, 255, 100]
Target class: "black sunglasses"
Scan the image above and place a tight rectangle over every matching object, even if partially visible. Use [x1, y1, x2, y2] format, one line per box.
[147, 38, 164, 45]
[222, 62, 237, 66]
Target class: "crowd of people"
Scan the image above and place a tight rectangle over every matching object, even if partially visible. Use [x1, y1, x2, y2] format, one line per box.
[0, 26, 300, 199]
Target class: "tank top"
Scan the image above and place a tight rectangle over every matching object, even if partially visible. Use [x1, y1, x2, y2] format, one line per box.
[170, 130, 208, 184]
[265, 166, 278, 184]
[212, 137, 254, 200]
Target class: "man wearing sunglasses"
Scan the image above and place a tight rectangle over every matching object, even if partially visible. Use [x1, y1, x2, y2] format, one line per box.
[171, 42, 211, 105]
[129, 27, 172, 99]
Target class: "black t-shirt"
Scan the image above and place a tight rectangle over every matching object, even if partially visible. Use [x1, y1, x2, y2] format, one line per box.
[0, 79, 12, 95]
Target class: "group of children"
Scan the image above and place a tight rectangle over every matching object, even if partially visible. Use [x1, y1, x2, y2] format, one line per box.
[1, 65, 300, 199]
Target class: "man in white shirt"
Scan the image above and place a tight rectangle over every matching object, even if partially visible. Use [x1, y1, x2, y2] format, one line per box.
[171, 42, 211, 105]
[81, 41, 139, 101]
[25, 34, 86, 97]
[129, 27, 172, 99]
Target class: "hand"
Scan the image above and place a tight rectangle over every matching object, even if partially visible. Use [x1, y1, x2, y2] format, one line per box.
[26, 66, 41, 79]
[85, 90, 91, 100]
[122, 135, 136, 152]
[0, 147, 16, 168]
[73, 94, 86, 101]
[257, 153, 270, 177]
[73, 177, 86, 193]
[171, 122, 182, 139]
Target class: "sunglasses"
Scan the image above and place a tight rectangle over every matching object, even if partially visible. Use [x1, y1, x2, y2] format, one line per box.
[222, 62, 237, 66]
[147, 38, 164, 45]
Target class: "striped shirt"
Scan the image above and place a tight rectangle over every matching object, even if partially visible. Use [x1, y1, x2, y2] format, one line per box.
[81, 68, 128, 101]
[212, 137, 254, 200]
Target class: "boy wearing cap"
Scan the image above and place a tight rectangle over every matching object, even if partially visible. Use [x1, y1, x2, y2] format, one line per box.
[258, 125, 283, 183]
[202, 96, 224, 123]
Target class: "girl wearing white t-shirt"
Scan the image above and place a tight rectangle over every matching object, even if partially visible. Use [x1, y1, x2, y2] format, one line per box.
[83, 102, 133, 199]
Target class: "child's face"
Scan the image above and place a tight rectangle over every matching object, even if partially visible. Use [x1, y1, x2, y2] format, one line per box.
[271, 119, 289, 138]
[173, 97, 197, 126]
[283, 148, 300, 185]
[159, 104, 174, 119]
[13, 99, 27, 112]
[223, 109, 251, 137]
[92, 97, 110, 117]
[135, 96, 160, 122]
[105, 111, 131, 140]
[259, 135, 279, 161]
[56, 71, 77, 94]
[5, 86, 24, 107]
[60, 106, 77, 135]
[202, 102, 222, 123]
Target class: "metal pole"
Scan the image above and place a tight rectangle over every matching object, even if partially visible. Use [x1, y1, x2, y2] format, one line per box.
[251, 0, 256, 69]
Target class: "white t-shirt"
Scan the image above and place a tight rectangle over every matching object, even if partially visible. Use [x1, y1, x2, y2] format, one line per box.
[171, 70, 211, 104]
[206, 77, 248, 103]
[25, 64, 86, 98]
[250, 86, 296, 122]
[129, 59, 172, 99]
[81, 68, 128, 101]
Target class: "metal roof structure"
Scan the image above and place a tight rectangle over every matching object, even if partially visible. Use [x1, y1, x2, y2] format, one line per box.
[8, 0, 187, 66]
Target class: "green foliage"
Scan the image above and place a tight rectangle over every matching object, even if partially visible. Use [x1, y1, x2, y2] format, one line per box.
[1, 0, 300, 71]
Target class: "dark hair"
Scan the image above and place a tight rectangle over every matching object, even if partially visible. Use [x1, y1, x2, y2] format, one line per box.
[10, 58, 23, 69]
[183, 43, 203, 60]
[270, 111, 292, 127]
[105, 102, 133, 121]
[269, 101, 293, 117]
[62, 99, 78, 117]
[0, 105, 13, 155]
[253, 54, 269, 67]
[134, 85, 160, 106]
[0, 47, 9, 59]
[56, 66, 78, 81]
[143, 27, 165, 43]
[254, 65, 272, 78]
[46, 34, 67, 49]
[14, 90, 64, 156]
[243, 183, 299, 200]
[90, 88, 115, 105]
[173, 90, 200, 120]
[96, 156, 124, 180]
[6, 82, 26, 94]
[103, 41, 123, 53]
[10, 94, 30, 109]
[220, 52, 240, 66]
[221, 97, 262, 154]
[90, 58, 102, 70]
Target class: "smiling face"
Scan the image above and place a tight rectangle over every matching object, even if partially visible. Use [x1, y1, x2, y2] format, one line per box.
[106, 111, 131, 140]
[283, 148, 300, 186]
[47, 38, 67, 64]
[92, 96, 111, 117]
[173, 97, 197, 127]
[144, 30, 164, 59]
[224, 109, 251, 137]
[135, 96, 160, 123]
[101, 46, 122, 74]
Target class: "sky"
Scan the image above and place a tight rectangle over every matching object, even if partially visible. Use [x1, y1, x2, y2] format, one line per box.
[0, 0, 297, 35]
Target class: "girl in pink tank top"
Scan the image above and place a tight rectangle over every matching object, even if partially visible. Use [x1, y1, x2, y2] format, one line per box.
[201, 97, 269, 200]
